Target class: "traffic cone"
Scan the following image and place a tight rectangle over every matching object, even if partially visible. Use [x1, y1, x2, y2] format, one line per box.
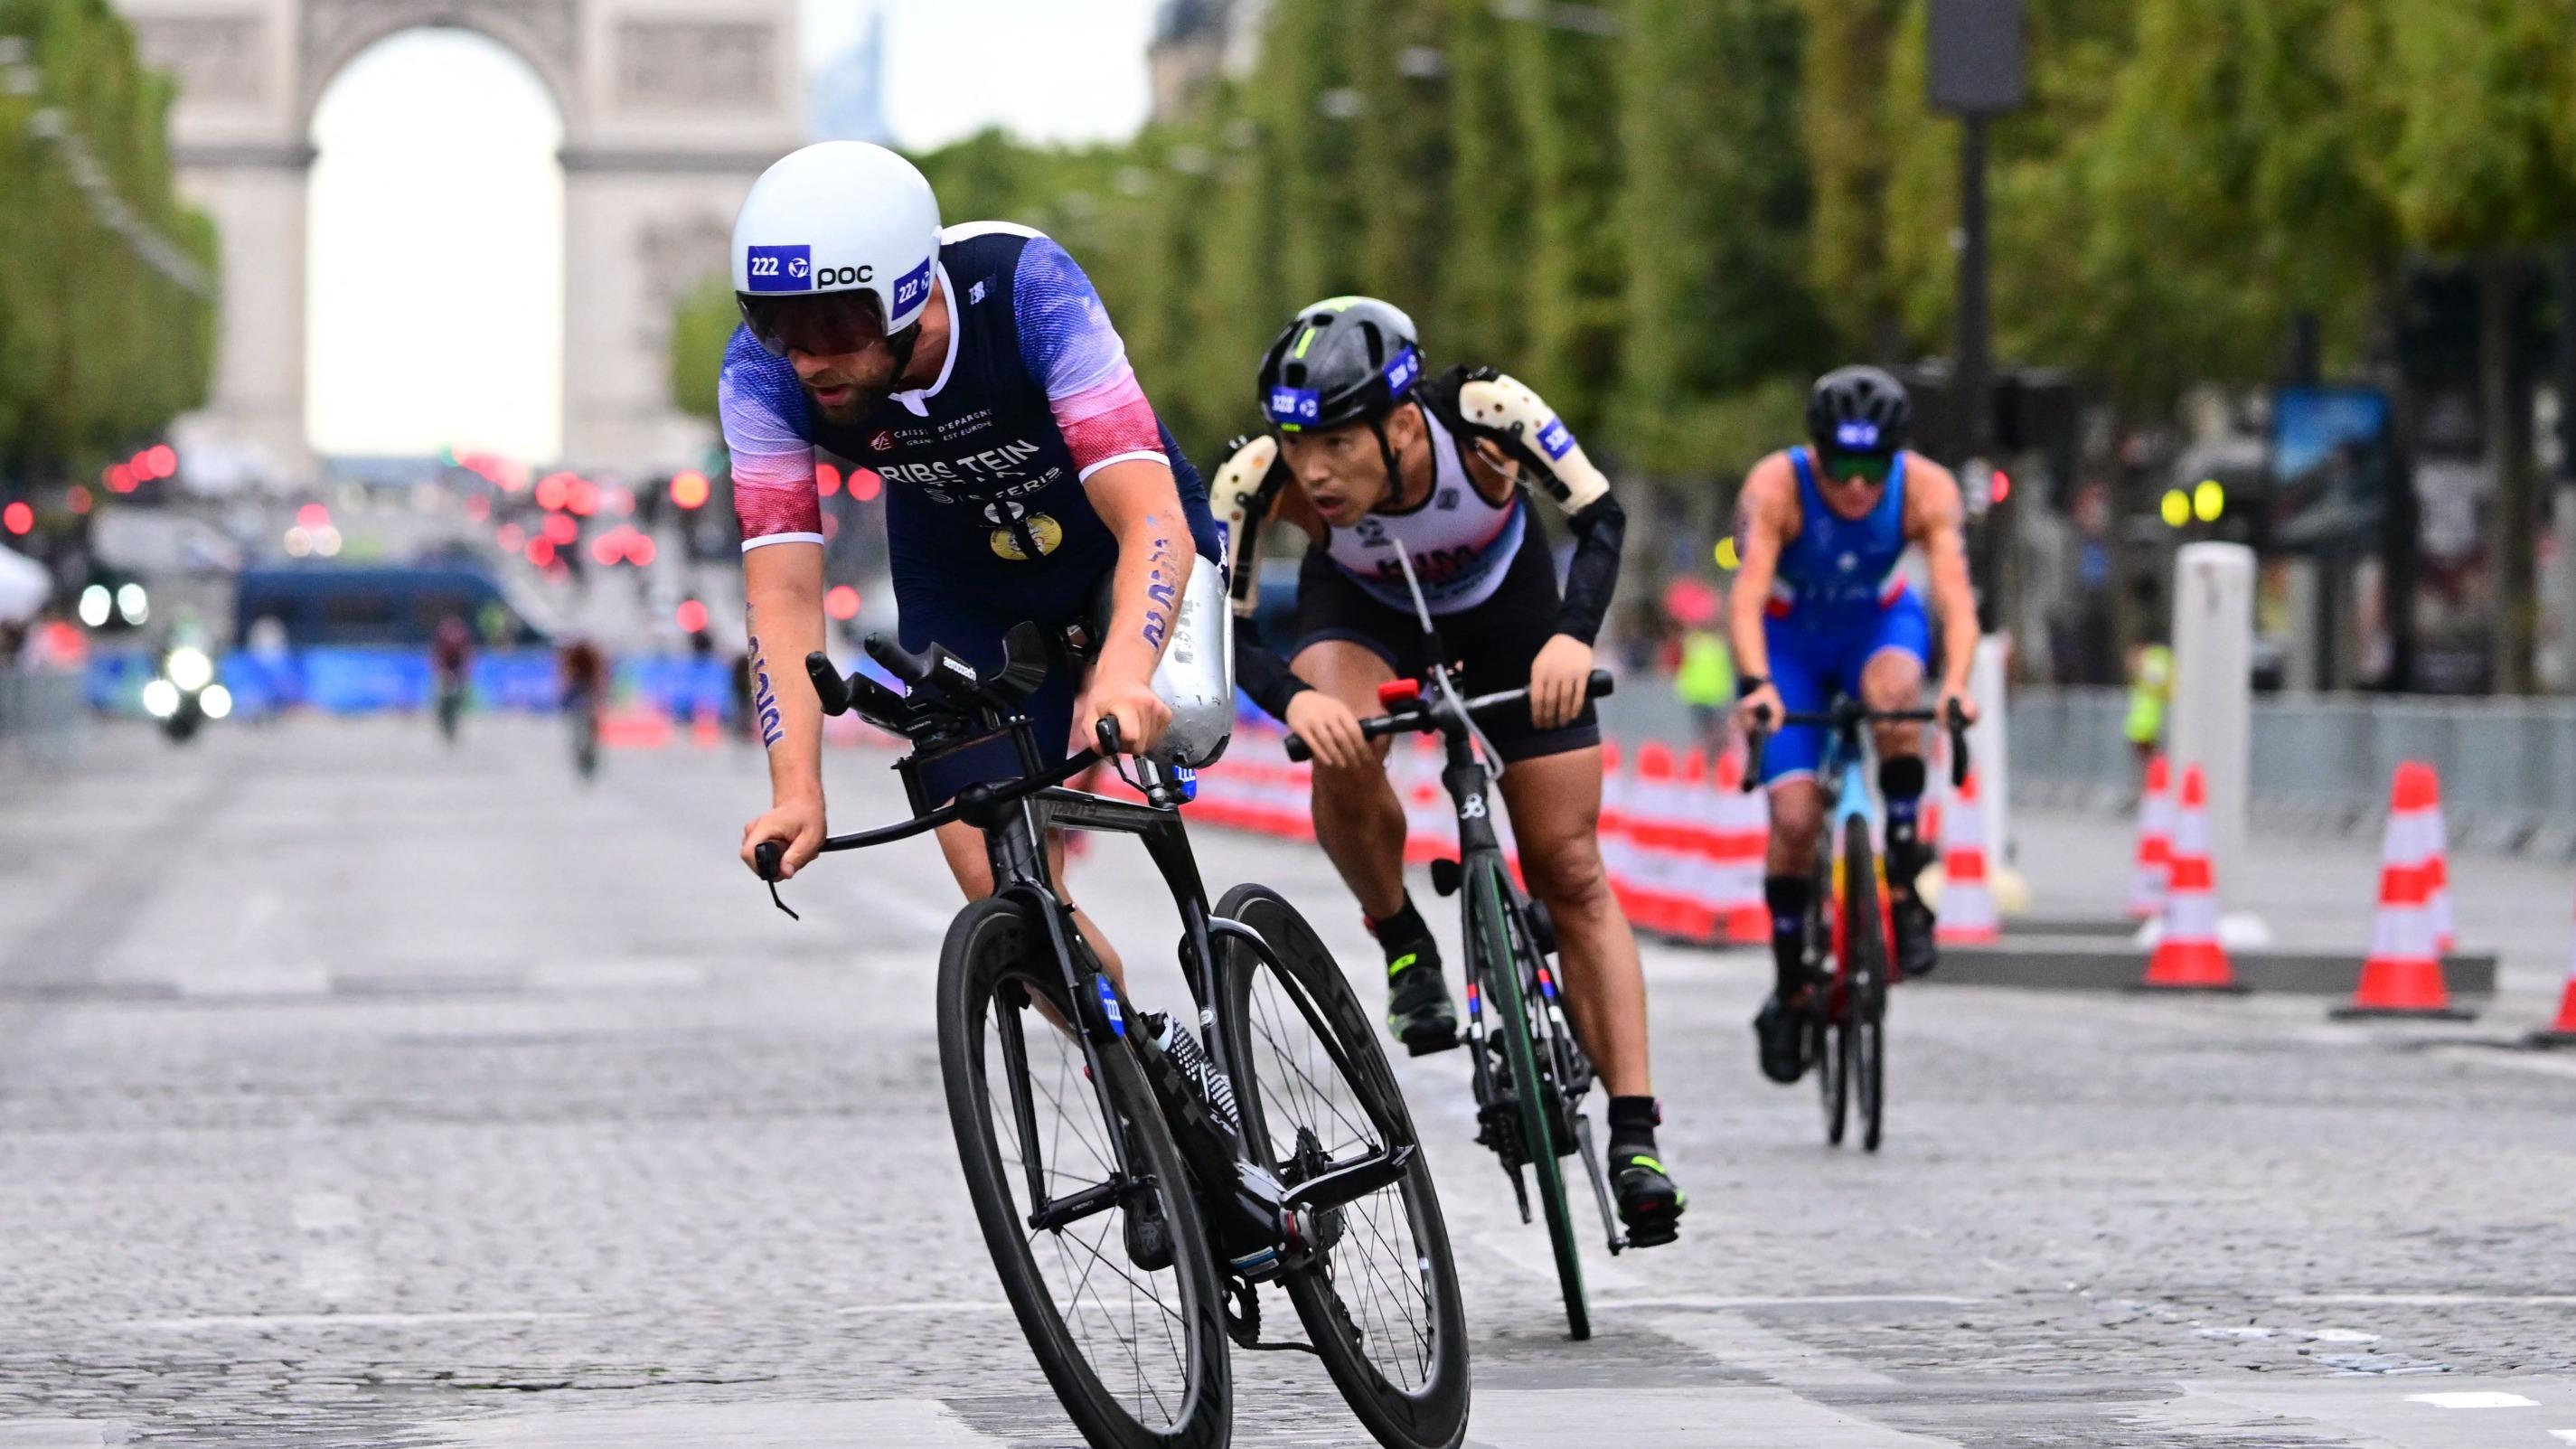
[2333, 762, 2474, 1019]
[2422, 767, 2456, 956]
[2139, 765, 2243, 990]
[1709, 747, 1771, 944]
[1935, 769, 1999, 945]
[2529, 894, 2576, 1048]
[2129, 755, 2173, 919]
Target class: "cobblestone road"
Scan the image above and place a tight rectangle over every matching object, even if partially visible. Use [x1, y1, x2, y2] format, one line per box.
[3, 718, 2571, 1447]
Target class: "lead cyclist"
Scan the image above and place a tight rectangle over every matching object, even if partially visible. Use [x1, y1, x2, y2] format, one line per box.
[721, 142, 1227, 1001]
[1210, 297, 1682, 1247]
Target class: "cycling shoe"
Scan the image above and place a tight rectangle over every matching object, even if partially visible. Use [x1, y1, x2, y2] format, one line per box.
[1120, 1124, 1173, 1273]
[1892, 896, 1939, 979]
[1611, 1149, 1686, 1247]
[1386, 943, 1460, 1056]
[1753, 990, 1811, 1085]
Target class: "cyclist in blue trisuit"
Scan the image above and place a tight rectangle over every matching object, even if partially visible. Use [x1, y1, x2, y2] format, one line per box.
[1729, 367, 1982, 1086]
[720, 143, 1224, 990]
[1212, 297, 1683, 1247]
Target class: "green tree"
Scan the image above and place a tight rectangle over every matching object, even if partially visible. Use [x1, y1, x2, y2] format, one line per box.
[0, 0, 216, 478]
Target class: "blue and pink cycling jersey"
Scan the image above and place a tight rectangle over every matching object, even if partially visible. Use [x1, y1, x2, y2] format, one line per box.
[1756, 447, 1931, 786]
[719, 222, 1219, 797]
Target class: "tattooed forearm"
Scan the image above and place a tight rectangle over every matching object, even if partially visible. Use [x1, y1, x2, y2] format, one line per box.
[1140, 513, 1179, 652]
[747, 615, 785, 748]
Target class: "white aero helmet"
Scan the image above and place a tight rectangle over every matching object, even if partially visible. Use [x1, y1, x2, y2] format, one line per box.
[731, 141, 942, 356]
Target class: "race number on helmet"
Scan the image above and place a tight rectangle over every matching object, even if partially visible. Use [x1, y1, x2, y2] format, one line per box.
[731, 142, 943, 353]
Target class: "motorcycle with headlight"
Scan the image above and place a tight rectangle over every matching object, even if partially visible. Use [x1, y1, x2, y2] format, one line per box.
[140, 645, 232, 742]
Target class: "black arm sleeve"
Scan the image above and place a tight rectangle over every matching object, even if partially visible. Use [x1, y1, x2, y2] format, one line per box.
[1552, 493, 1625, 645]
[1233, 613, 1311, 721]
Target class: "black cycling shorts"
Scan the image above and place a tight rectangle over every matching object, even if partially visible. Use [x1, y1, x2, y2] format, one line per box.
[1289, 515, 1600, 762]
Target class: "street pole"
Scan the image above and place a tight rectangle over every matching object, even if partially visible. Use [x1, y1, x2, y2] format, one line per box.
[1958, 111, 1998, 634]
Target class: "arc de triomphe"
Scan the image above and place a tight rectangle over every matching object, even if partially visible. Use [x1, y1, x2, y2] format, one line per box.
[115, 0, 802, 479]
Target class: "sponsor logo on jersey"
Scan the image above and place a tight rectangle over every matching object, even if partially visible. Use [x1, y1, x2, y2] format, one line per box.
[870, 429, 895, 452]
[968, 278, 989, 305]
[1537, 418, 1575, 460]
[1435, 487, 1461, 511]
[746, 244, 809, 293]
[1266, 387, 1321, 429]
[1835, 419, 1883, 451]
[891, 256, 934, 314]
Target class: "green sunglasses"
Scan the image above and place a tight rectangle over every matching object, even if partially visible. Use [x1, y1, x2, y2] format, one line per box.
[1821, 451, 1893, 485]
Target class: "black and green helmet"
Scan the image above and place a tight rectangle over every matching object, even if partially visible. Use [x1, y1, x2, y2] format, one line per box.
[1255, 296, 1424, 434]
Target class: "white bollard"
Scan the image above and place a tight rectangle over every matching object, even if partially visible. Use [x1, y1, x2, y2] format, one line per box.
[2169, 542, 2254, 906]
[1968, 632, 2011, 869]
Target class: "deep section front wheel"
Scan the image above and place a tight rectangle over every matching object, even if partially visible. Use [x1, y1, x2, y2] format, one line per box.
[1810, 860, 1847, 1147]
[1214, 885, 1470, 1449]
[1471, 862, 1589, 1341]
[1841, 815, 1888, 1153]
[936, 897, 1232, 1449]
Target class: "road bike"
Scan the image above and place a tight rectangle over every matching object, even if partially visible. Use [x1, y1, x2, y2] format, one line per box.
[1283, 546, 1624, 1341]
[755, 623, 1470, 1449]
[1744, 698, 1967, 1153]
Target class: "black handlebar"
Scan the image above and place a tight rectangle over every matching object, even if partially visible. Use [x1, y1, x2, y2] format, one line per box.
[1283, 668, 1615, 764]
[1740, 700, 1972, 794]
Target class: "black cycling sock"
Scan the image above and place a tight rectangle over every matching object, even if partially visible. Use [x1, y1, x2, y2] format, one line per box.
[1368, 895, 1432, 959]
[1879, 756, 1929, 896]
[1764, 874, 1811, 998]
[1606, 1096, 1660, 1161]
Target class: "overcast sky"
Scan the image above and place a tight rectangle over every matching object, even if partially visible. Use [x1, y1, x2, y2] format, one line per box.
[305, 0, 1157, 460]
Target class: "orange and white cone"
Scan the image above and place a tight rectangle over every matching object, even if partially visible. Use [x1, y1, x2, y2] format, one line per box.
[2530, 892, 2576, 1048]
[2139, 765, 2242, 990]
[2129, 755, 2173, 919]
[1710, 747, 1771, 944]
[2422, 766, 2456, 956]
[1934, 770, 1999, 946]
[2333, 762, 2473, 1019]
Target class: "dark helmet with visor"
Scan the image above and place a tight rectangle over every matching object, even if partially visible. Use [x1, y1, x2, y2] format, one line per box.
[1806, 365, 1912, 478]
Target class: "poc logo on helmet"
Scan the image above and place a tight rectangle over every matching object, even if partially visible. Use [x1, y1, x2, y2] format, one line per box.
[1834, 420, 1883, 451]
[813, 264, 875, 287]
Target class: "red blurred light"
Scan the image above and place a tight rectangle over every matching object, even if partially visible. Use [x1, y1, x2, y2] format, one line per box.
[850, 468, 882, 502]
[3, 502, 32, 535]
[824, 585, 860, 621]
[527, 537, 557, 567]
[675, 599, 710, 634]
[66, 485, 92, 515]
[816, 462, 842, 497]
[669, 470, 710, 511]
[567, 478, 601, 517]
[464, 494, 490, 522]
[146, 445, 176, 477]
[542, 513, 578, 545]
[606, 485, 635, 516]
[496, 522, 525, 552]
[103, 464, 135, 493]
[534, 473, 569, 512]
[627, 535, 656, 567]
[296, 503, 331, 530]
[590, 533, 622, 567]
[823, 513, 841, 541]
[1990, 470, 2012, 504]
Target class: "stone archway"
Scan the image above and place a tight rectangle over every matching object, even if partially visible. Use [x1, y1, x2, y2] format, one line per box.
[118, 0, 801, 480]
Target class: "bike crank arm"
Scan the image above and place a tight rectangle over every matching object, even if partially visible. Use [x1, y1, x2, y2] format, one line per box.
[1572, 1114, 1626, 1256]
[1277, 1143, 1417, 1216]
[1026, 1174, 1152, 1235]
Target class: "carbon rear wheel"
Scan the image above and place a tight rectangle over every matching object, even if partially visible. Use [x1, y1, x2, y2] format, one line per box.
[1472, 863, 1588, 1341]
[1215, 885, 1470, 1449]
